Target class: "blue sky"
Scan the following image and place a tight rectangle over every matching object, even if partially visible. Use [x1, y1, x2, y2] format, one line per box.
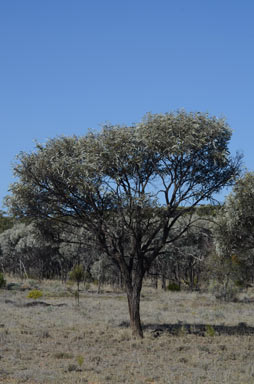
[1, 0, 254, 210]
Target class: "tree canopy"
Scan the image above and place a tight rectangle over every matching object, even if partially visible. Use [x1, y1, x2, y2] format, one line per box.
[6, 110, 241, 337]
[215, 172, 254, 264]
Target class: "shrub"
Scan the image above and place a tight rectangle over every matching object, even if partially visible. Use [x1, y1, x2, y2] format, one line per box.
[0, 273, 6, 289]
[69, 265, 85, 305]
[27, 289, 43, 299]
[69, 265, 84, 285]
[205, 324, 215, 337]
[167, 282, 181, 292]
[76, 355, 84, 367]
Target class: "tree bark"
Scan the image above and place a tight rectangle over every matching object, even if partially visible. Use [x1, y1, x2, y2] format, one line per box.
[126, 274, 144, 338]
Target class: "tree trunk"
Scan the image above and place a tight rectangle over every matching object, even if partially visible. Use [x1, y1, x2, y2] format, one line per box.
[161, 274, 166, 291]
[126, 276, 144, 338]
[152, 275, 158, 289]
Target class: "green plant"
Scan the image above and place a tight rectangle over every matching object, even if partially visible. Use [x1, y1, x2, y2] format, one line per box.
[69, 264, 85, 284]
[69, 264, 85, 305]
[8, 110, 240, 339]
[205, 324, 215, 337]
[0, 273, 6, 289]
[27, 289, 43, 299]
[76, 355, 84, 367]
[167, 282, 181, 292]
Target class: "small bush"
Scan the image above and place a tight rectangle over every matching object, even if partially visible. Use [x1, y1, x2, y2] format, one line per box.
[167, 282, 181, 292]
[69, 265, 84, 284]
[69, 265, 85, 305]
[27, 289, 43, 300]
[0, 273, 6, 289]
[205, 324, 215, 337]
[76, 355, 84, 367]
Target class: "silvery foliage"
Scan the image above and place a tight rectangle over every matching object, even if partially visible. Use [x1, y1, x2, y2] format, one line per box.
[6, 111, 240, 264]
[5, 110, 241, 335]
[0, 222, 58, 276]
[206, 173, 254, 301]
[0, 220, 99, 278]
[214, 172, 254, 274]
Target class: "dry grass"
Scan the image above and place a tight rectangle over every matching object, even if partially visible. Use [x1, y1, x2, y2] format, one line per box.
[1, 279, 254, 383]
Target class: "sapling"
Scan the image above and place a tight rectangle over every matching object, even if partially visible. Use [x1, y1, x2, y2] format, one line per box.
[76, 355, 84, 368]
[69, 264, 84, 305]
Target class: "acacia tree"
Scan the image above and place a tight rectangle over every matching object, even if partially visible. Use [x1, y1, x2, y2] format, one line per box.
[0, 222, 59, 278]
[6, 111, 241, 337]
[214, 172, 254, 284]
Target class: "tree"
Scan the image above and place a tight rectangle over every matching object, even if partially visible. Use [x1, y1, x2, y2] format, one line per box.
[6, 111, 241, 337]
[148, 214, 213, 290]
[166, 219, 212, 290]
[69, 264, 85, 305]
[0, 222, 59, 278]
[214, 172, 254, 285]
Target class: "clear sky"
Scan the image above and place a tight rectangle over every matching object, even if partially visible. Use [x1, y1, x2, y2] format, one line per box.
[1, 0, 254, 210]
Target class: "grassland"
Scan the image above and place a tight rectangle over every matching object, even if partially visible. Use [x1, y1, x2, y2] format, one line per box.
[1, 279, 254, 383]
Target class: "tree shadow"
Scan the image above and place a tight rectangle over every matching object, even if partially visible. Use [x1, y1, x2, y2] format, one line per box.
[119, 321, 254, 336]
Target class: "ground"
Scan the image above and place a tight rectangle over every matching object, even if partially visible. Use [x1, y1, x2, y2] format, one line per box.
[1, 279, 254, 383]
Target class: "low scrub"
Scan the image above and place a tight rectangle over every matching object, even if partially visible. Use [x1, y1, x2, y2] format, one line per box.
[167, 282, 181, 292]
[27, 289, 43, 300]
